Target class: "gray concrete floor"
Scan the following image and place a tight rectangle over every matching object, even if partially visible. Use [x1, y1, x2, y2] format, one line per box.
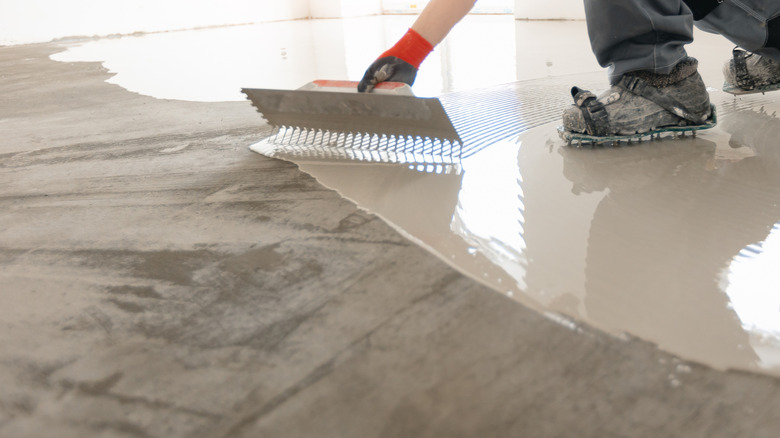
[2, 41, 780, 438]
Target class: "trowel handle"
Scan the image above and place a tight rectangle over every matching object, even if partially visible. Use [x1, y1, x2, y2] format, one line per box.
[304, 80, 414, 96]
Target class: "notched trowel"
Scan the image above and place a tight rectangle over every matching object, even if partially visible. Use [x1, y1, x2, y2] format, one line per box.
[242, 80, 462, 170]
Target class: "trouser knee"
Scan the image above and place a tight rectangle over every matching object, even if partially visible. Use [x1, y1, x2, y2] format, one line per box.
[688, 0, 780, 57]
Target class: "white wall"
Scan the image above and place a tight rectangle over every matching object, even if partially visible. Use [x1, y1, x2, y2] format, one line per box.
[382, 0, 513, 14]
[514, 0, 585, 20]
[1, 0, 585, 47]
[311, 0, 382, 18]
[1, 0, 310, 46]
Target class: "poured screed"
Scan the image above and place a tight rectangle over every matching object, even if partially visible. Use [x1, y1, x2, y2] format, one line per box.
[271, 75, 780, 377]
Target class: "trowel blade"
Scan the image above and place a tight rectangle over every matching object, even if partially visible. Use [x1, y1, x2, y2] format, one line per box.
[241, 87, 462, 144]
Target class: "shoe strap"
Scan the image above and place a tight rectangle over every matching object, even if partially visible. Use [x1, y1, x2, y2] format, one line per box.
[733, 48, 756, 91]
[570, 87, 610, 136]
[619, 75, 707, 125]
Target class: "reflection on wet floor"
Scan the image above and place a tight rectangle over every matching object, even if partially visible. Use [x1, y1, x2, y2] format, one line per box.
[297, 88, 780, 377]
[51, 16, 780, 376]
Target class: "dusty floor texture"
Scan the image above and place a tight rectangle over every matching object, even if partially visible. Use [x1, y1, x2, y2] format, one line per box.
[2, 41, 780, 438]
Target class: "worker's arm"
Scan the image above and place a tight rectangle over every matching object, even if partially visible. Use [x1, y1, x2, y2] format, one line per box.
[358, 0, 477, 92]
[411, 0, 477, 45]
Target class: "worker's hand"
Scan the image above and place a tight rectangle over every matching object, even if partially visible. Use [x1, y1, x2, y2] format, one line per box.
[357, 56, 418, 92]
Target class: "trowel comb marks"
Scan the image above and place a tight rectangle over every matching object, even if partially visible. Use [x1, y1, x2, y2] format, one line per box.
[241, 87, 462, 146]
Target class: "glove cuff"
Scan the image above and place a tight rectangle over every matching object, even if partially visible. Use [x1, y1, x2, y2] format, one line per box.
[379, 28, 434, 69]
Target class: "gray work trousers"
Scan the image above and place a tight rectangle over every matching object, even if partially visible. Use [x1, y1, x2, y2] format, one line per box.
[586, 0, 780, 83]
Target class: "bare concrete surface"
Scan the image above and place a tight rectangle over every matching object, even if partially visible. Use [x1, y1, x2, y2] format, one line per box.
[2, 41, 780, 438]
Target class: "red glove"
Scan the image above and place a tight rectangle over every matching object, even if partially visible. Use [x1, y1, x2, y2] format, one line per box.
[357, 29, 434, 92]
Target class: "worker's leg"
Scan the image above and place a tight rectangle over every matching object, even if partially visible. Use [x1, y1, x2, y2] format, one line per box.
[585, 0, 694, 84]
[561, 0, 712, 140]
[692, 0, 780, 93]
[694, 0, 780, 60]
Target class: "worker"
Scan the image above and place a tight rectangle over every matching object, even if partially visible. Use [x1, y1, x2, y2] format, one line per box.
[358, 0, 780, 142]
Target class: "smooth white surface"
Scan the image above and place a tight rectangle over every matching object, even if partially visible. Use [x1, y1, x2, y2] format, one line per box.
[0, 0, 520, 46]
[51, 16, 601, 102]
[514, 0, 586, 20]
[2, 0, 575, 46]
[382, 0, 514, 14]
[0, 0, 310, 46]
[310, 0, 382, 18]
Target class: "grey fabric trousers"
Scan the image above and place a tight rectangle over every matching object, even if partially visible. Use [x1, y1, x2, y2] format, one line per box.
[586, 0, 780, 83]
